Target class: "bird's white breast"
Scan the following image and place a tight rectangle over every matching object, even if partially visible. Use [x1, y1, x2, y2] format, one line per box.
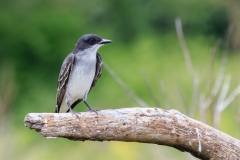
[59, 44, 101, 112]
[66, 50, 96, 102]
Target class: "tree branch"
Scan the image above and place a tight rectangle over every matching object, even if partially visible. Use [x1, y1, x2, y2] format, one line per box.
[24, 108, 240, 160]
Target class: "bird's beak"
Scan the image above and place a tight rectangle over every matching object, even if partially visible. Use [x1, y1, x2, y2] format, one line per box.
[99, 39, 112, 44]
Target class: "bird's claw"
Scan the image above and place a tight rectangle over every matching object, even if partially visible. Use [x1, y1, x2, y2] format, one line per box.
[69, 109, 80, 118]
[87, 109, 99, 115]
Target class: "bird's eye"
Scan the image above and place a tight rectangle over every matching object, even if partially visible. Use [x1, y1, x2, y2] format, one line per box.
[88, 38, 96, 44]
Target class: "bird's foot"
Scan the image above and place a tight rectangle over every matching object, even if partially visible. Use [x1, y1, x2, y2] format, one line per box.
[69, 109, 80, 118]
[83, 101, 99, 115]
[87, 109, 99, 115]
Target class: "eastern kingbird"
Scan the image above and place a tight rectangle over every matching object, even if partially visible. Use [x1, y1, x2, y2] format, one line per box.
[54, 34, 112, 114]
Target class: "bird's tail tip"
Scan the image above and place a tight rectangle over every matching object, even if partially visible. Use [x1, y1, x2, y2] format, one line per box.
[54, 105, 59, 113]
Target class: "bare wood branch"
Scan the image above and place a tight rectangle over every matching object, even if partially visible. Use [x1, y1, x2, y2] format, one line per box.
[221, 84, 240, 112]
[24, 108, 240, 160]
[175, 18, 200, 118]
[175, 18, 195, 78]
[213, 76, 240, 128]
[216, 75, 231, 111]
[200, 67, 224, 112]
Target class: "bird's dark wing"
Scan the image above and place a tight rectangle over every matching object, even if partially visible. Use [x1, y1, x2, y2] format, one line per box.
[55, 53, 75, 113]
[89, 52, 103, 92]
[67, 99, 82, 112]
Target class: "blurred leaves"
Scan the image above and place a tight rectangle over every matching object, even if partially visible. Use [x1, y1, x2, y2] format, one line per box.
[0, 0, 239, 160]
[0, 64, 15, 117]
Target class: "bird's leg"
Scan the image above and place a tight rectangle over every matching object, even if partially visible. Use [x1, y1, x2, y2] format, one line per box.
[66, 98, 79, 117]
[84, 101, 99, 115]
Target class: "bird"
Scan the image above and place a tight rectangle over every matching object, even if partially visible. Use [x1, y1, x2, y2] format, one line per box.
[54, 34, 112, 114]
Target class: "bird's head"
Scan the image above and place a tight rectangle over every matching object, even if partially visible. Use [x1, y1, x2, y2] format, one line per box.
[74, 34, 112, 53]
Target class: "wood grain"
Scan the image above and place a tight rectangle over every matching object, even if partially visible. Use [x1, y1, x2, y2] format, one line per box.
[24, 108, 240, 160]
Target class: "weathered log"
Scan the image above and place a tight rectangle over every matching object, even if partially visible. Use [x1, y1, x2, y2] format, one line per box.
[24, 108, 240, 160]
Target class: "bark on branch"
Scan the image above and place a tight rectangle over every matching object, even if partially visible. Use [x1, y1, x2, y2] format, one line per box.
[24, 108, 240, 160]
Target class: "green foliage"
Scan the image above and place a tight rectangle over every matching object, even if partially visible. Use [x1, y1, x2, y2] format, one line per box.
[0, 0, 239, 160]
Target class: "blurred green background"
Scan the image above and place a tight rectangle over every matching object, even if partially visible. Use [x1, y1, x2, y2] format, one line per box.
[0, 0, 240, 159]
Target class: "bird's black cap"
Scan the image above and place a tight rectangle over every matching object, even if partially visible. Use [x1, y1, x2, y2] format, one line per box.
[74, 34, 112, 52]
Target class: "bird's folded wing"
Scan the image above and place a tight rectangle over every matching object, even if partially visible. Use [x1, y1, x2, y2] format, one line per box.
[89, 52, 103, 91]
[55, 53, 75, 113]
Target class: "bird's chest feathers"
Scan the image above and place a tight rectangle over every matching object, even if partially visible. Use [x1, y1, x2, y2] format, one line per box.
[67, 52, 96, 98]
